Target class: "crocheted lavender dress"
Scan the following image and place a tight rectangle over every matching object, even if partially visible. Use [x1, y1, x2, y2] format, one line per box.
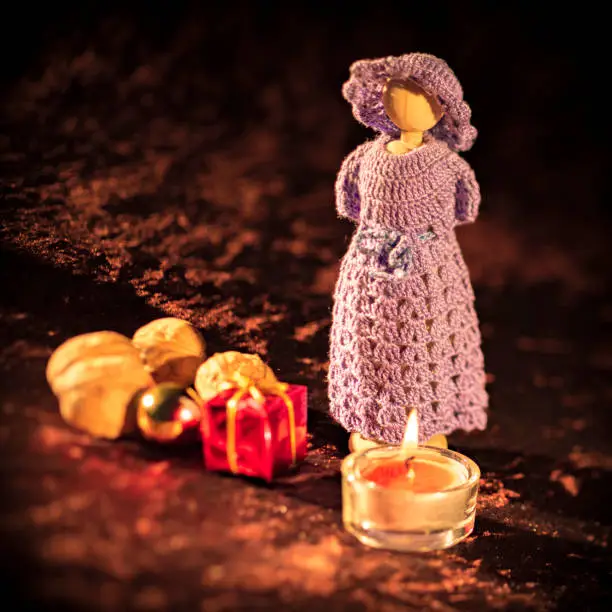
[328, 53, 488, 444]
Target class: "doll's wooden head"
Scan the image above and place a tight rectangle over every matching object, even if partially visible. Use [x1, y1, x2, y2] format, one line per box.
[383, 78, 444, 154]
[342, 53, 477, 152]
[383, 78, 443, 132]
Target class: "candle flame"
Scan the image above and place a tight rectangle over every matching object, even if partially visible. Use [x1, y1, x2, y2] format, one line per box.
[401, 408, 419, 450]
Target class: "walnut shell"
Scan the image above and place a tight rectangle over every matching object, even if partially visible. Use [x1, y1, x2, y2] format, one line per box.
[132, 318, 206, 387]
[46, 331, 153, 438]
[194, 351, 277, 402]
[47, 331, 137, 390]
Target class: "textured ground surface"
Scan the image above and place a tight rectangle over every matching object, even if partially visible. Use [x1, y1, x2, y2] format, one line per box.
[1, 4, 611, 611]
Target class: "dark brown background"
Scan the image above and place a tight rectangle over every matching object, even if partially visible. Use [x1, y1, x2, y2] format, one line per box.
[1, 2, 611, 611]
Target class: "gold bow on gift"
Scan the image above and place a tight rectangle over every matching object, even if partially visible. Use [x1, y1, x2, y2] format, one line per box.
[195, 352, 296, 474]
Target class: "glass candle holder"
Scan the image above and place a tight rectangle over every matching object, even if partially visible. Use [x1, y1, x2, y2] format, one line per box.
[342, 445, 480, 552]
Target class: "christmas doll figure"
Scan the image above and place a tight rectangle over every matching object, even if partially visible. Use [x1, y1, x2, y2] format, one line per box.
[328, 53, 488, 451]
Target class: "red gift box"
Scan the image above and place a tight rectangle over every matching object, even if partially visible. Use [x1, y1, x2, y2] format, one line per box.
[201, 384, 307, 481]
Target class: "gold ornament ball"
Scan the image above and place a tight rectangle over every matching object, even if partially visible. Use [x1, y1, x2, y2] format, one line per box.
[136, 383, 200, 442]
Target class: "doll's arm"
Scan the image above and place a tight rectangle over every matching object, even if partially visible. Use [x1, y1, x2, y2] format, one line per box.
[335, 144, 367, 222]
[454, 159, 481, 225]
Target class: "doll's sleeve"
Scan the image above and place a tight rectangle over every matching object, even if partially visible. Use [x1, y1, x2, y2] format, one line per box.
[335, 144, 367, 222]
[454, 158, 481, 225]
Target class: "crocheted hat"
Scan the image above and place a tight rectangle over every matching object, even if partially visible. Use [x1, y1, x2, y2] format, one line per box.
[342, 53, 477, 152]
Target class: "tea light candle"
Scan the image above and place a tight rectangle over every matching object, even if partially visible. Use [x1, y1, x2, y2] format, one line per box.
[342, 410, 480, 552]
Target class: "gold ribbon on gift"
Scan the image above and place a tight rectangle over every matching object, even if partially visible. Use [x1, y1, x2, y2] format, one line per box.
[218, 370, 296, 474]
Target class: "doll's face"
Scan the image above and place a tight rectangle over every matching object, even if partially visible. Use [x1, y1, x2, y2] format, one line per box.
[383, 78, 443, 132]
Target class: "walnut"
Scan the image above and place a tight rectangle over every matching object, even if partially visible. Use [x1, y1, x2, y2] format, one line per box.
[132, 318, 206, 387]
[195, 351, 277, 402]
[46, 331, 153, 438]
